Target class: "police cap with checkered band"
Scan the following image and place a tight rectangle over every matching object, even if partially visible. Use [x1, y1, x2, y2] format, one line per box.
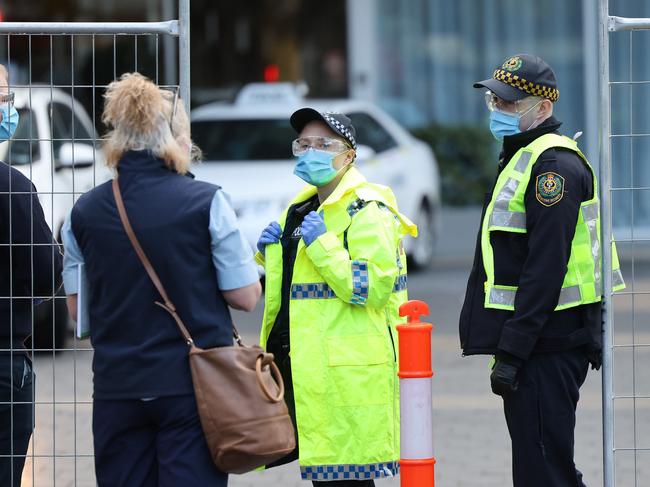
[474, 54, 559, 103]
[290, 108, 357, 150]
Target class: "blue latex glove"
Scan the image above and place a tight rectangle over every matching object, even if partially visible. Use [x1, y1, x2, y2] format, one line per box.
[301, 211, 327, 246]
[257, 222, 282, 254]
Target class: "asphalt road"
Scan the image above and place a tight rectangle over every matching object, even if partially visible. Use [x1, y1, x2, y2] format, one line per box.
[18, 238, 650, 486]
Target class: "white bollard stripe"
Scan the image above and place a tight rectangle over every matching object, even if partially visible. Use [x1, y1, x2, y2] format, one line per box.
[400, 377, 434, 459]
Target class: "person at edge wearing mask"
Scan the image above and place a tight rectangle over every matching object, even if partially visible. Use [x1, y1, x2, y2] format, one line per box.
[255, 108, 417, 486]
[0, 63, 62, 487]
[459, 54, 625, 486]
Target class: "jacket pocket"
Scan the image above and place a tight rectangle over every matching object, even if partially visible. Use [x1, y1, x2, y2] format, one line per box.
[327, 335, 390, 406]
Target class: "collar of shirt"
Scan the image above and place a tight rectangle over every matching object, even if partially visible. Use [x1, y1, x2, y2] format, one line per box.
[498, 116, 563, 172]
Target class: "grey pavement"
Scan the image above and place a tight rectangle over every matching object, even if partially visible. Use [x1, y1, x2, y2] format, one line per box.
[18, 206, 650, 486]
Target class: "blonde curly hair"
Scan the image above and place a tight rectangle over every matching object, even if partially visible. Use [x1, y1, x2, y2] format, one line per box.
[102, 72, 199, 174]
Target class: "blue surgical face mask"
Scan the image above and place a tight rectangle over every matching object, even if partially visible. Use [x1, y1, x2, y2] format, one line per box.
[489, 110, 521, 141]
[0, 105, 19, 140]
[489, 100, 543, 142]
[294, 148, 341, 187]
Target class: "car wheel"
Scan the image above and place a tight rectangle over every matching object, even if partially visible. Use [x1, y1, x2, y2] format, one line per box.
[29, 296, 69, 352]
[408, 200, 436, 270]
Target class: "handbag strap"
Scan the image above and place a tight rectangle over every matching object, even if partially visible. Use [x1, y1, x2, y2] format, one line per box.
[112, 178, 196, 346]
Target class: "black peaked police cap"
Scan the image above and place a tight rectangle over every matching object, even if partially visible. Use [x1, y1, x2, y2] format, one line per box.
[290, 108, 357, 150]
[474, 54, 559, 102]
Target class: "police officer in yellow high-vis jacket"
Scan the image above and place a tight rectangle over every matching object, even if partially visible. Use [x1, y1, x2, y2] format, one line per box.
[460, 54, 625, 486]
[256, 108, 417, 486]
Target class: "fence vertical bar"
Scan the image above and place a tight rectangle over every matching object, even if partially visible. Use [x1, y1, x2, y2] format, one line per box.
[179, 0, 190, 115]
[599, 0, 615, 486]
[0, 16, 184, 485]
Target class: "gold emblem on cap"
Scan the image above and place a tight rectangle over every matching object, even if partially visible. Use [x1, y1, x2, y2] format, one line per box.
[502, 56, 523, 72]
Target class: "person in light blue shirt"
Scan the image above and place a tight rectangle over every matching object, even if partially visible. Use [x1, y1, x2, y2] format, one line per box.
[61, 189, 259, 315]
[60, 73, 261, 487]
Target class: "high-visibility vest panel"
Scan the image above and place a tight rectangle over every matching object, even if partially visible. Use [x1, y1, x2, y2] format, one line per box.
[481, 133, 625, 312]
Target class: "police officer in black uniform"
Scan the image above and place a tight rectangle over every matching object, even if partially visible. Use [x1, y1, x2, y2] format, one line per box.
[459, 54, 604, 486]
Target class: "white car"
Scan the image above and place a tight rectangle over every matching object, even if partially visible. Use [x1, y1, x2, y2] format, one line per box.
[0, 86, 112, 348]
[191, 83, 441, 269]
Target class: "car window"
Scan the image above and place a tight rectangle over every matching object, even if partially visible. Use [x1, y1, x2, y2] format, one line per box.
[50, 102, 73, 156]
[73, 107, 93, 142]
[50, 101, 94, 158]
[191, 119, 295, 161]
[346, 112, 397, 154]
[8, 108, 40, 166]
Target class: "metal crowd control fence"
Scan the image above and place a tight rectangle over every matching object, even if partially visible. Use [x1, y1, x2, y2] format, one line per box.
[600, 2, 650, 486]
[0, 2, 190, 484]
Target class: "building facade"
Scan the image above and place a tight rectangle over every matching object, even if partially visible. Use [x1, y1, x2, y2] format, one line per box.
[1, 0, 648, 226]
[348, 0, 650, 228]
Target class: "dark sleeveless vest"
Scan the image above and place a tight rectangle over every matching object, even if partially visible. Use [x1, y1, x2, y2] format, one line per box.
[71, 151, 233, 399]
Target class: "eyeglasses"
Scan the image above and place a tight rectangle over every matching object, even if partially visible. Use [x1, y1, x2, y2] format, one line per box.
[291, 136, 351, 156]
[484, 90, 541, 115]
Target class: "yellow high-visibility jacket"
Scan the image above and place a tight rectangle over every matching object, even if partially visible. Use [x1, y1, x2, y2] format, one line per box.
[256, 167, 417, 481]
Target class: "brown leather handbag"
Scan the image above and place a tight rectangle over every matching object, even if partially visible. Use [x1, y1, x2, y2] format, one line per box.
[112, 179, 296, 474]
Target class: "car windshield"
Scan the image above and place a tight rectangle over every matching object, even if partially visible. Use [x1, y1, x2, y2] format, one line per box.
[191, 119, 295, 161]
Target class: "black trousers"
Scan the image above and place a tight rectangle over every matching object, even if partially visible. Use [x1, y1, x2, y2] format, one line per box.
[93, 394, 227, 487]
[503, 350, 589, 487]
[0, 354, 34, 487]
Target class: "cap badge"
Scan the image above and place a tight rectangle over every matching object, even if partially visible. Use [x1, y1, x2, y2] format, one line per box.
[502, 56, 522, 72]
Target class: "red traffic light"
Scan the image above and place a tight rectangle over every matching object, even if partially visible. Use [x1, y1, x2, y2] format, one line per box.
[264, 64, 280, 83]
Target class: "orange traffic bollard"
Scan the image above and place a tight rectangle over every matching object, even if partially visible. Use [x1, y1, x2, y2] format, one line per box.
[397, 300, 435, 487]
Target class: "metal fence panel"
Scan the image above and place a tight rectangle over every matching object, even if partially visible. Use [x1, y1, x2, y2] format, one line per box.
[600, 2, 650, 486]
[0, 3, 189, 484]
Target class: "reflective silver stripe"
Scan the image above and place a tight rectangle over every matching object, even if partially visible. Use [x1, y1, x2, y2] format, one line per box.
[489, 287, 516, 306]
[489, 211, 526, 230]
[613, 268, 625, 288]
[489, 176, 527, 230]
[585, 217, 601, 294]
[300, 461, 400, 481]
[582, 202, 599, 222]
[494, 178, 519, 212]
[490, 285, 582, 307]
[514, 151, 533, 174]
[488, 151, 533, 231]
[557, 286, 582, 306]
[581, 202, 601, 292]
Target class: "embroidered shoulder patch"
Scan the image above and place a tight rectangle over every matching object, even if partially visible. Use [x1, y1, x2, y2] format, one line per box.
[536, 172, 565, 207]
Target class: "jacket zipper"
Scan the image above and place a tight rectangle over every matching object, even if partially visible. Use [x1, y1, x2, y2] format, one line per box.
[387, 324, 397, 362]
[386, 311, 399, 457]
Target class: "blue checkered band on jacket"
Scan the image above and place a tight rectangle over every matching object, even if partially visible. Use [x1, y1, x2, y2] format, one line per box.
[291, 283, 337, 300]
[393, 274, 408, 292]
[300, 461, 400, 481]
[351, 260, 369, 305]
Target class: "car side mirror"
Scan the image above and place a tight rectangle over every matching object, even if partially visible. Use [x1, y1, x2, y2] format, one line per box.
[355, 144, 376, 162]
[56, 142, 95, 170]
